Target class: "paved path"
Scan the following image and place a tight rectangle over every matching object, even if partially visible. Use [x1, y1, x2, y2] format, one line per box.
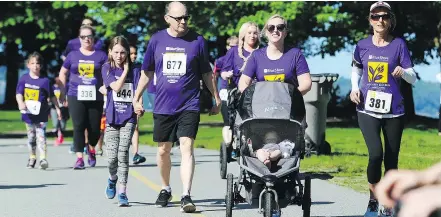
[0, 139, 368, 217]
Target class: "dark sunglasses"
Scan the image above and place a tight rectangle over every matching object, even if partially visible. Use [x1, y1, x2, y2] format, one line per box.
[268, 24, 286, 33]
[79, 35, 93, 40]
[370, 13, 391, 21]
[168, 15, 190, 22]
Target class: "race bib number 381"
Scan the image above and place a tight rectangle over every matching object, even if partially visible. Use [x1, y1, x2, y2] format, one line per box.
[364, 90, 392, 114]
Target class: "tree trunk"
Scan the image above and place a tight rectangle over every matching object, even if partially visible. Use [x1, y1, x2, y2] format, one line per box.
[0, 42, 20, 110]
[401, 81, 415, 123]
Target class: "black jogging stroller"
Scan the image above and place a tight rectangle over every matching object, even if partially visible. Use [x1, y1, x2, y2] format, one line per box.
[224, 81, 311, 217]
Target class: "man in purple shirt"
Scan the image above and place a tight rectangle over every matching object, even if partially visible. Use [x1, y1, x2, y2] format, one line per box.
[132, 1, 221, 213]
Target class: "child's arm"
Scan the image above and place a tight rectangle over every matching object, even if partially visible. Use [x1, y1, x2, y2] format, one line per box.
[16, 94, 26, 111]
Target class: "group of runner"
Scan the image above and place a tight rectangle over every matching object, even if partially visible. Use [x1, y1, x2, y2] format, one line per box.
[15, 1, 430, 216]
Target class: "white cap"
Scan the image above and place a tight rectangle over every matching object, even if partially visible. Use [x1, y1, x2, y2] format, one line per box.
[370, 1, 392, 12]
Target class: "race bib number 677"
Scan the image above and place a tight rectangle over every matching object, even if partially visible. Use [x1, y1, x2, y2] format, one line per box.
[162, 53, 187, 76]
[364, 90, 392, 114]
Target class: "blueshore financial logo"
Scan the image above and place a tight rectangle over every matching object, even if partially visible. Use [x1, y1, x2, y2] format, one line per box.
[263, 68, 284, 74]
[166, 47, 185, 52]
[368, 55, 389, 61]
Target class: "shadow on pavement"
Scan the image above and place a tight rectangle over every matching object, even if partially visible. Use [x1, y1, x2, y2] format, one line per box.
[300, 172, 334, 180]
[0, 183, 65, 189]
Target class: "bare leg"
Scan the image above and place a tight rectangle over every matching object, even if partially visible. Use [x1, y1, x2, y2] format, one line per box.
[157, 142, 173, 187]
[179, 137, 195, 195]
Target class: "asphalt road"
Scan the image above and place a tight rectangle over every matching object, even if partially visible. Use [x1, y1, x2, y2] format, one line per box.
[0, 139, 368, 217]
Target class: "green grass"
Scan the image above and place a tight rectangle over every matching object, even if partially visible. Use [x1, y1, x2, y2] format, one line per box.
[2, 110, 441, 193]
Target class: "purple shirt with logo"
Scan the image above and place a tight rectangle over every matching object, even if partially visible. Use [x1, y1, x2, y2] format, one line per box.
[63, 50, 108, 101]
[141, 29, 212, 115]
[221, 46, 251, 87]
[102, 63, 140, 126]
[16, 73, 54, 124]
[353, 36, 413, 116]
[62, 38, 105, 57]
[242, 46, 310, 87]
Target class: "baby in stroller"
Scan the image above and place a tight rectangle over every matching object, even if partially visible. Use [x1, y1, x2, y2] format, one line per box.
[253, 131, 296, 169]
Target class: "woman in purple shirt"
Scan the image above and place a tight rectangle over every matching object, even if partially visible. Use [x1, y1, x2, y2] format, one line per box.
[16, 52, 61, 170]
[59, 25, 108, 170]
[238, 14, 312, 95]
[349, 2, 417, 216]
[103, 36, 139, 207]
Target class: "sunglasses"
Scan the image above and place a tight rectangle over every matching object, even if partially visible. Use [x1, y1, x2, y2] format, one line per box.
[79, 35, 93, 40]
[167, 15, 190, 22]
[370, 13, 391, 21]
[268, 24, 286, 33]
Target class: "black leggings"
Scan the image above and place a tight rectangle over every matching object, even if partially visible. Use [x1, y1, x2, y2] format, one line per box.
[357, 112, 405, 184]
[68, 96, 103, 153]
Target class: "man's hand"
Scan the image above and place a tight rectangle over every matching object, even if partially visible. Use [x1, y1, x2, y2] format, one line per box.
[209, 97, 221, 116]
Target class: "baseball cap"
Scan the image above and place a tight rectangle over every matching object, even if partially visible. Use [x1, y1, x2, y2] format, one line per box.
[370, 1, 392, 12]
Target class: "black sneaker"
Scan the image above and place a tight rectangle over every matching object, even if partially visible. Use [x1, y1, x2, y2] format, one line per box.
[180, 195, 196, 213]
[132, 153, 146, 165]
[155, 189, 172, 207]
[27, 158, 36, 169]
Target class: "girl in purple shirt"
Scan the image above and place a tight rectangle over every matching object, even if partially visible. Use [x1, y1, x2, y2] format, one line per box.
[103, 36, 139, 207]
[16, 52, 61, 170]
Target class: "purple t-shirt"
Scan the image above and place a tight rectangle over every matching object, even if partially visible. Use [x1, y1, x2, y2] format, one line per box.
[63, 50, 108, 101]
[16, 73, 54, 124]
[242, 46, 310, 87]
[141, 29, 212, 115]
[62, 38, 105, 57]
[102, 63, 140, 126]
[221, 46, 251, 87]
[353, 36, 413, 116]
[214, 55, 227, 90]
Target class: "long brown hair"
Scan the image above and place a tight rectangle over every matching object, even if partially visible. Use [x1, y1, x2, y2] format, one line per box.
[107, 36, 132, 71]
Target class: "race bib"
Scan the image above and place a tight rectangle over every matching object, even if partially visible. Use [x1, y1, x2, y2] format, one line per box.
[112, 83, 133, 103]
[25, 100, 41, 115]
[77, 85, 96, 101]
[162, 52, 187, 77]
[364, 90, 392, 114]
[219, 89, 228, 101]
[78, 62, 95, 78]
[24, 88, 40, 101]
[54, 89, 61, 99]
[264, 74, 285, 82]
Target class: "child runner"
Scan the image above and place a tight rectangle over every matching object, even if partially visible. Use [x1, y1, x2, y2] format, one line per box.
[103, 36, 140, 206]
[16, 52, 61, 169]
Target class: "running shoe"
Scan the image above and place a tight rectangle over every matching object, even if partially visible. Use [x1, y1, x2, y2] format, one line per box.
[96, 148, 103, 157]
[39, 159, 49, 170]
[379, 205, 395, 217]
[105, 178, 117, 199]
[180, 195, 196, 213]
[155, 189, 173, 207]
[364, 199, 379, 217]
[73, 158, 85, 170]
[27, 158, 36, 169]
[87, 147, 96, 167]
[132, 153, 146, 165]
[118, 193, 129, 207]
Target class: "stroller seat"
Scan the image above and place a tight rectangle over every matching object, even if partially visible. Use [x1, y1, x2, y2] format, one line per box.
[243, 155, 299, 178]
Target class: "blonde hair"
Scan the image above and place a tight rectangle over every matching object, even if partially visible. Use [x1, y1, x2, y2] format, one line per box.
[262, 14, 288, 39]
[107, 36, 132, 70]
[237, 22, 261, 72]
[227, 36, 239, 46]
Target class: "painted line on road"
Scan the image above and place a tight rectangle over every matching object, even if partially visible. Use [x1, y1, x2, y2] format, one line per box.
[129, 169, 206, 217]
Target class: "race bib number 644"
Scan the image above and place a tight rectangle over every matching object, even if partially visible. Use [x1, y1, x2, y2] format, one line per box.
[364, 90, 392, 114]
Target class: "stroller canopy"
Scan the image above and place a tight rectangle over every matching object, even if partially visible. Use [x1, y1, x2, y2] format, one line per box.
[236, 81, 305, 125]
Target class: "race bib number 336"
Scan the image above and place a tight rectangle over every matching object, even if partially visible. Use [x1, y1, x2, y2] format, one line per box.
[364, 90, 392, 114]
[77, 85, 96, 101]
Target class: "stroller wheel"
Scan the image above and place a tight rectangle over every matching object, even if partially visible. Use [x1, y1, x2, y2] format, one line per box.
[220, 142, 228, 179]
[226, 173, 234, 217]
[302, 176, 311, 217]
[263, 191, 273, 217]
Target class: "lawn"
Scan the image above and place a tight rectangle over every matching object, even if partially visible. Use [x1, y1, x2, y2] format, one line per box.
[1, 110, 440, 193]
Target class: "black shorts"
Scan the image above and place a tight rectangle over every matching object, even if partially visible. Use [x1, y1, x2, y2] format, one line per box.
[221, 101, 229, 126]
[153, 110, 200, 143]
